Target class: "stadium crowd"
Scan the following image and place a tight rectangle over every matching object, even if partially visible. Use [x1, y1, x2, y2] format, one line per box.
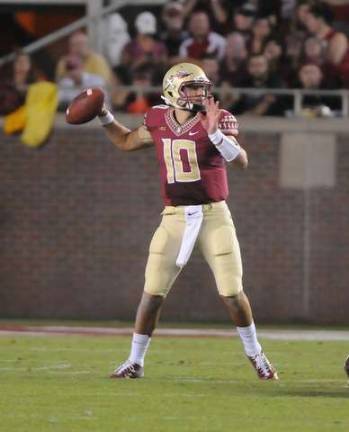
[1, 0, 349, 121]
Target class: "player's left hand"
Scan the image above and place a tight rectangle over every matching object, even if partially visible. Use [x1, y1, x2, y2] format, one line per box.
[199, 97, 221, 135]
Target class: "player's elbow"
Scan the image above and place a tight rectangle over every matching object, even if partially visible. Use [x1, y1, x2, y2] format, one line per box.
[109, 139, 128, 151]
[109, 133, 133, 151]
[118, 129, 149, 151]
[233, 150, 248, 169]
[241, 153, 248, 169]
[235, 158, 248, 169]
[240, 157, 248, 169]
[119, 141, 134, 152]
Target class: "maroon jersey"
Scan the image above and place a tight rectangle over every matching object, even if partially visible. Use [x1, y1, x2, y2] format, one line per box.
[144, 105, 238, 206]
[144, 105, 239, 206]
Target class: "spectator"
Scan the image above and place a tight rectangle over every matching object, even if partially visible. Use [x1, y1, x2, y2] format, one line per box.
[263, 38, 291, 83]
[302, 37, 325, 66]
[56, 31, 113, 85]
[231, 3, 256, 44]
[201, 55, 221, 85]
[57, 54, 107, 108]
[179, 10, 226, 61]
[231, 54, 285, 116]
[220, 32, 248, 85]
[296, 36, 342, 89]
[12, 51, 36, 94]
[110, 70, 131, 112]
[264, 39, 283, 71]
[160, 1, 189, 63]
[3, 51, 58, 147]
[126, 63, 160, 114]
[102, 13, 131, 67]
[304, 2, 349, 86]
[285, 0, 314, 70]
[201, 54, 235, 109]
[295, 63, 341, 115]
[181, 0, 235, 34]
[248, 16, 274, 55]
[0, 51, 36, 115]
[121, 11, 167, 82]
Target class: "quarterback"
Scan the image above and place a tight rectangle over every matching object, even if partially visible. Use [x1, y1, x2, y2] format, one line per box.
[98, 63, 278, 380]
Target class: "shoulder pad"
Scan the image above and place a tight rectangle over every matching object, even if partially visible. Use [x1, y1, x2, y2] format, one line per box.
[151, 104, 169, 110]
[219, 110, 239, 136]
[144, 105, 169, 129]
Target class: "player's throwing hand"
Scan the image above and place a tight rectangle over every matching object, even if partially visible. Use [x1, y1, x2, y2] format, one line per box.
[200, 97, 220, 135]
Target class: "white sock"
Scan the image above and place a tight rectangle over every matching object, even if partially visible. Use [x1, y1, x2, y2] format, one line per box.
[236, 322, 262, 357]
[128, 333, 151, 367]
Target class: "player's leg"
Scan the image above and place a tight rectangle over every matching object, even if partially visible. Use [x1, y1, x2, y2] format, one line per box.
[198, 202, 278, 380]
[111, 209, 184, 378]
[220, 290, 253, 327]
[134, 292, 164, 336]
[110, 292, 165, 379]
[219, 292, 279, 380]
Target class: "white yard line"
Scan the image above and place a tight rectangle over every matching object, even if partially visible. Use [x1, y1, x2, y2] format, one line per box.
[0, 326, 349, 340]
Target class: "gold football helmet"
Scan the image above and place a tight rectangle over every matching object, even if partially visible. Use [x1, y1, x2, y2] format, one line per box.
[161, 63, 212, 112]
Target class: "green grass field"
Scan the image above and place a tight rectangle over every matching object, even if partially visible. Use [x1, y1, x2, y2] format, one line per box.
[0, 333, 348, 432]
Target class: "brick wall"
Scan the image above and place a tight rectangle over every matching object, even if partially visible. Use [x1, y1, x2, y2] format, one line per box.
[0, 124, 348, 324]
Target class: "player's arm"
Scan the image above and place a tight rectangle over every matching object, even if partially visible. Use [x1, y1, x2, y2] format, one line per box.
[224, 136, 248, 169]
[209, 132, 248, 169]
[99, 108, 153, 152]
[201, 98, 248, 169]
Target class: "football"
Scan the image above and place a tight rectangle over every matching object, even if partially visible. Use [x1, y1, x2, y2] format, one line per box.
[65, 87, 104, 124]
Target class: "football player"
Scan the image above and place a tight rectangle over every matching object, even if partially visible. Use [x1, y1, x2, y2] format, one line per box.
[98, 62, 278, 380]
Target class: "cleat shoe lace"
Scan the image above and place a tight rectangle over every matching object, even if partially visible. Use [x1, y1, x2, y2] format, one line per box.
[248, 351, 278, 380]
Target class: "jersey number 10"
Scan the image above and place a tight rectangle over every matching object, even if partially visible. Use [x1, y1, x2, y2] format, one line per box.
[162, 138, 201, 184]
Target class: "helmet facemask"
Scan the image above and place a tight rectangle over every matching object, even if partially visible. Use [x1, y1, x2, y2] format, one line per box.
[178, 81, 212, 112]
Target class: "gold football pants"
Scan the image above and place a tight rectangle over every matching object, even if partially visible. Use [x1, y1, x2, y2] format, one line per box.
[144, 201, 243, 297]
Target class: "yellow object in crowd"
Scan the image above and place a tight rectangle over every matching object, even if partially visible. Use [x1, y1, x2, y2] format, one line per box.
[3, 105, 27, 134]
[21, 81, 58, 148]
[3, 81, 58, 148]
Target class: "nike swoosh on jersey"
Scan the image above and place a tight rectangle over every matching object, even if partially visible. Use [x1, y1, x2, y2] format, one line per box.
[189, 131, 198, 136]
